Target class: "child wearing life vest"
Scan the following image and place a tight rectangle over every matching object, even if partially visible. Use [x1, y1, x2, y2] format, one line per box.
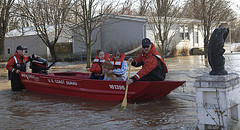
[109, 51, 127, 81]
[89, 49, 110, 79]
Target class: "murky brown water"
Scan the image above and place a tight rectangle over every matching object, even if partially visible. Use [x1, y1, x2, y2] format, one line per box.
[1, 55, 240, 129]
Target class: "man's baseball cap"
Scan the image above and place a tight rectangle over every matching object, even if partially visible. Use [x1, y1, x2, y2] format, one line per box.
[16, 45, 26, 50]
[142, 38, 151, 47]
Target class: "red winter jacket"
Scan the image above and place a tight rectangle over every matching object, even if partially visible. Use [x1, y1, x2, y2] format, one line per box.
[6, 51, 30, 73]
[132, 43, 168, 81]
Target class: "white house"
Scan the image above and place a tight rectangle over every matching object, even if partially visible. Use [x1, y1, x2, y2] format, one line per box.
[4, 26, 72, 59]
[143, 16, 204, 55]
[73, 14, 205, 57]
[5, 15, 205, 60]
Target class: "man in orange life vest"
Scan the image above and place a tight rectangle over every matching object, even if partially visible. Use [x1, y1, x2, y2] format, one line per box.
[89, 49, 110, 79]
[109, 51, 127, 81]
[126, 38, 168, 86]
[6, 45, 33, 91]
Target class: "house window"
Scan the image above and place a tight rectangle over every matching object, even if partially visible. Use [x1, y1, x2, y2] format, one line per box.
[180, 25, 189, 40]
[194, 31, 199, 43]
[194, 25, 199, 43]
[7, 48, 10, 54]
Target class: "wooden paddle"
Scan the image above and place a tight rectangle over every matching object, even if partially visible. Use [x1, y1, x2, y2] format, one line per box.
[121, 61, 132, 109]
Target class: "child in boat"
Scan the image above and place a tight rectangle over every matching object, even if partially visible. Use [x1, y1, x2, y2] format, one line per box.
[89, 49, 110, 80]
[102, 61, 118, 81]
[109, 51, 127, 81]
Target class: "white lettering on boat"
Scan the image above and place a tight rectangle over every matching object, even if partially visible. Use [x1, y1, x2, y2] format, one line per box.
[47, 79, 54, 83]
[55, 79, 65, 84]
[21, 73, 78, 86]
[109, 85, 125, 90]
[66, 81, 78, 86]
[21, 73, 39, 81]
[47, 78, 78, 86]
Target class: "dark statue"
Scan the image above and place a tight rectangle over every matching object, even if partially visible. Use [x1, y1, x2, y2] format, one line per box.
[208, 28, 229, 75]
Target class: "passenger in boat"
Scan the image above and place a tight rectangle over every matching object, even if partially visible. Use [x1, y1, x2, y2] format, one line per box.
[126, 38, 168, 86]
[89, 49, 110, 80]
[6, 45, 36, 91]
[109, 51, 127, 81]
[102, 61, 118, 81]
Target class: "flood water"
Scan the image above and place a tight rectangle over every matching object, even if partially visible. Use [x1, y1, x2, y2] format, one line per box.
[1, 54, 240, 129]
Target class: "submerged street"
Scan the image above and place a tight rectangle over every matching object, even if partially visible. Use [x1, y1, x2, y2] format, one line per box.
[1, 55, 240, 129]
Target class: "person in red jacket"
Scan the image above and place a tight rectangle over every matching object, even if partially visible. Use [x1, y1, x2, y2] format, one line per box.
[126, 38, 168, 86]
[6, 45, 32, 91]
[89, 49, 110, 79]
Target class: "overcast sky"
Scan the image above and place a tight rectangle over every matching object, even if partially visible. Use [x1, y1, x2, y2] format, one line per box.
[230, 0, 240, 17]
[230, 0, 240, 10]
[117, 0, 240, 18]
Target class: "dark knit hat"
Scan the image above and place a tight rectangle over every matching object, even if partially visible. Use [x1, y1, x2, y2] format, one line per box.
[16, 45, 26, 50]
[142, 38, 151, 47]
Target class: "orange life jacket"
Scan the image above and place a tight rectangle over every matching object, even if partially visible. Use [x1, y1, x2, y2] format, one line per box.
[89, 53, 110, 73]
[109, 53, 126, 70]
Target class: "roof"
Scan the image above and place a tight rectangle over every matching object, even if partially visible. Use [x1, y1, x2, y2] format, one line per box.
[102, 14, 148, 23]
[5, 25, 72, 43]
[133, 15, 202, 24]
[5, 26, 55, 37]
[71, 14, 148, 30]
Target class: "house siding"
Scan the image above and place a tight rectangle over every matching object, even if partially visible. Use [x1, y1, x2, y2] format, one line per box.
[4, 26, 72, 59]
[72, 16, 147, 56]
[100, 18, 146, 53]
[4, 35, 47, 57]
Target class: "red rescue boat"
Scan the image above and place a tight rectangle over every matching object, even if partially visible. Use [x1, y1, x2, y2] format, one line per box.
[19, 71, 185, 101]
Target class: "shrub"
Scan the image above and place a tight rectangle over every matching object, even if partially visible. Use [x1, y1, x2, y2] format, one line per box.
[180, 47, 189, 56]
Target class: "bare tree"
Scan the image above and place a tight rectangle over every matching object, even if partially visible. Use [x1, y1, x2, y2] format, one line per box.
[183, 0, 235, 58]
[7, 0, 32, 35]
[113, 0, 140, 15]
[0, 0, 15, 56]
[231, 21, 240, 43]
[69, 0, 115, 68]
[119, 0, 134, 15]
[138, 0, 150, 16]
[19, 0, 72, 61]
[114, 0, 151, 16]
[149, 0, 181, 58]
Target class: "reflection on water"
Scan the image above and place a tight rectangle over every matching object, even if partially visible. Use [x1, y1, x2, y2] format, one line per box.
[1, 55, 240, 129]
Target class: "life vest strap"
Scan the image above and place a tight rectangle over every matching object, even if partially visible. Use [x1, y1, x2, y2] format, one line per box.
[13, 56, 18, 64]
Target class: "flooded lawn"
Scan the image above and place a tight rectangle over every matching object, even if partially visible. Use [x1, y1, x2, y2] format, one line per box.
[0, 54, 239, 129]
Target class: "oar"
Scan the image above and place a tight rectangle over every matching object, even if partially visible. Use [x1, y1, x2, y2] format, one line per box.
[121, 61, 132, 109]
